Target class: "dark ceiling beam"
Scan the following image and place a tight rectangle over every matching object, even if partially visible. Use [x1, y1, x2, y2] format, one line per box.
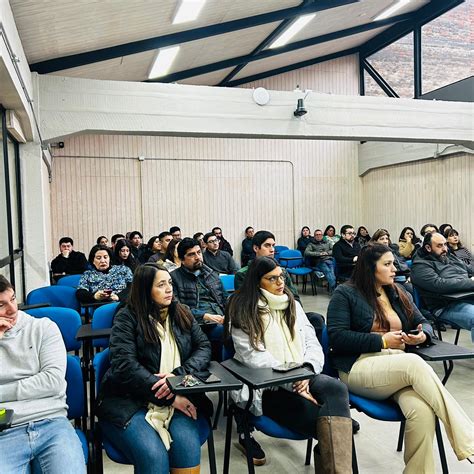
[148, 12, 413, 84]
[218, 0, 311, 86]
[29, 0, 358, 74]
[224, 46, 360, 87]
[360, 0, 464, 58]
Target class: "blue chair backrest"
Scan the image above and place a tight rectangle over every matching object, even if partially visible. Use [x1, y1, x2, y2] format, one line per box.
[25, 307, 82, 352]
[93, 348, 111, 394]
[412, 285, 422, 309]
[92, 302, 120, 348]
[66, 355, 85, 419]
[56, 274, 82, 288]
[26, 286, 80, 312]
[219, 274, 235, 293]
[321, 325, 338, 378]
[279, 249, 304, 268]
[274, 245, 289, 254]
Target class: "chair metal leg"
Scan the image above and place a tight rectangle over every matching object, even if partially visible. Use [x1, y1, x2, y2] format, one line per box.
[223, 406, 234, 474]
[207, 422, 217, 474]
[213, 392, 223, 430]
[454, 328, 461, 345]
[352, 434, 359, 474]
[305, 438, 313, 465]
[435, 418, 449, 474]
[397, 420, 405, 451]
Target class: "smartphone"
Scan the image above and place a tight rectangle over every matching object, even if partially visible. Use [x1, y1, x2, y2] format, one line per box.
[0, 408, 14, 431]
[408, 329, 421, 335]
[201, 374, 221, 384]
[103, 289, 112, 296]
[273, 362, 303, 373]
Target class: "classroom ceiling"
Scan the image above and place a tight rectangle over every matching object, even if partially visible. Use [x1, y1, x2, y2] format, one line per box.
[9, 0, 457, 87]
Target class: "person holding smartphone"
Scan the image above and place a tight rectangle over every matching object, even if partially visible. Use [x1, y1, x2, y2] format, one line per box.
[225, 257, 352, 472]
[76, 245, 133, 304]
[328, 244, 474, 472]
[97, 264, 212, 474]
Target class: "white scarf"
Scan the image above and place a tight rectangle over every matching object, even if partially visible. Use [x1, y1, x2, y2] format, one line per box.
[145, 311, 181, 450]
[259, 288, 303, 364]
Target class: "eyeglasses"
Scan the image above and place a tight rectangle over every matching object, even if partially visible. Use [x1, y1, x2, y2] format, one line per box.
[178, 374, 200, 387]
[345, 231, 355, 235]
[264, 274, 285, 284]
[207, 239, 218, 244]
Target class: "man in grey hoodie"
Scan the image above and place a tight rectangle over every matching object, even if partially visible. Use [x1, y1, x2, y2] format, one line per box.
[0, 276, 85, 472]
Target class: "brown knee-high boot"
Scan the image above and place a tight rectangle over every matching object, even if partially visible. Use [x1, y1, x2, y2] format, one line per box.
[170, 466, 200, 474]
[314, 416, 352, 474]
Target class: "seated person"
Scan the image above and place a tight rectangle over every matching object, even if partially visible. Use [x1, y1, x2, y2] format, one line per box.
[76, 245, 133, 304]
[193, 232, 206, 251]
[212, 227, 233, 256]
[0, 276, 86, 472]
[129, 231, 148, 264]
[203, 232, 239, 275]
[113, 239, 138, 273]
[332, 225, 361, 281]
[170, 226, 182, 242]
[226, 257, 352, 471]
[370, 229, 412, 294]
[296, 226, 314, 255]
[323, 225, 340, 249]
[171, 238, 226, 345]
[149, 232, 174, 263]
[50, 236, 88, 283]
[411, 233, 474, 341]
[439, 223, 452, 237]
[398, 226, 421, 259]
[111, 233, 125, 252]
[240, 226, 256, 267]
[446, 228, 473, 272]
[97, 264, 212, 474]
[355, 226, 371, 248]
[160, 239, 181, 273]
[327, 244, 474, 472]
[304, 229, 336, 294]
[96, 235, 109, 247]
[142, 235, 161, 263]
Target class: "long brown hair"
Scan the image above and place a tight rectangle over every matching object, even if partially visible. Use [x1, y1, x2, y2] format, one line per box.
[128, 263, 193, 343]
[225, 257, 296, 351]
[350, 244, 414, 331]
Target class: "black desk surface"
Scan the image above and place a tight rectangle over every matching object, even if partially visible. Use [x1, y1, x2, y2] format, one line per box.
[167, 361, 243, 395]
[411, 340, 474, 361]
[441, 291, 474, 300]
[221, 358, 314, 390]
[76, 324, 112, 341]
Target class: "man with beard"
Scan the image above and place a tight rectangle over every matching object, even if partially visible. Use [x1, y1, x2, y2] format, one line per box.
[332, 225, 361, 281]
[171, 237, 226, 335]
[411, 232, 474, 341]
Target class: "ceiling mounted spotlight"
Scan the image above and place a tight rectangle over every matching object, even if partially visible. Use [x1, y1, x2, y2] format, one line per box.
[294, 98, 307, 117]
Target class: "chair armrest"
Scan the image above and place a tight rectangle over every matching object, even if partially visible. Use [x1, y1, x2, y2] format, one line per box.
[409, 340, 474, 362]
[18, 303, 51, 310]
[221, 359, 313, 390]
[76, 324, 112, 341]
[166, 361, 243, 395]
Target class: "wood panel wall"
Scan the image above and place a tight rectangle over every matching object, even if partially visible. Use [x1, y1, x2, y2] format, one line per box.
[361, 153, 474, 249]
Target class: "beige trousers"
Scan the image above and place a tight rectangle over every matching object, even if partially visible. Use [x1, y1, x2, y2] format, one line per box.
[341, 350, 474, 474]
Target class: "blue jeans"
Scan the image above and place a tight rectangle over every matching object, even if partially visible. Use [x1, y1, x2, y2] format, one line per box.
[0, 417, 86, 473]
[439, 301, 474, 341]
[100, 408, 201, 473]
[314, 260, 336, 292]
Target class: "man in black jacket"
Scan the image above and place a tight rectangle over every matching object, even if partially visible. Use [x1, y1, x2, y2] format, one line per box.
[212, 227, 233, 256]
[240, 226, 256, 266]
[332, 225, 361, 281]
[411, 232, 474, 341]
[50, 237, 88, 283]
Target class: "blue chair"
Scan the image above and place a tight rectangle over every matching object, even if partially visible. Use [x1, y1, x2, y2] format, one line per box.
[274, 245, 289, 263]
[26, 285, 81, 313]
[56, 274, 83, 288]
[279, 249, 316, 295]
[65, 355, 89, 468]
[92, 349, 217, 474]
[91, 302, 119, 349]
[219, 274, 235, 293]
[25, 306, 82, 353]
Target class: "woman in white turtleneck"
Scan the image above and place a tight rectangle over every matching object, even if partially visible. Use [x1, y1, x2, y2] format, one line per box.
[225, 256, 352, 474]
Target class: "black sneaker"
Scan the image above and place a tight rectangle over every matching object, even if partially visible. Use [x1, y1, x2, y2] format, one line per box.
[352, 418, 360, 434]
[237, 433, 266, 466]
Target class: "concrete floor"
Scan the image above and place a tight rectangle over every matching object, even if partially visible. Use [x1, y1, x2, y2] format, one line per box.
[103, 291, 474, 474]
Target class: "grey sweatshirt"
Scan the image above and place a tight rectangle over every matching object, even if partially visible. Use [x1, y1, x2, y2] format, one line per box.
[0, 311, 68, 427]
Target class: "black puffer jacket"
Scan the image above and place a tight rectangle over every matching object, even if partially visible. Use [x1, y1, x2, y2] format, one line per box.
[97, 302, 212, 427]
[171, 264, 226, 323]
[411, 249, 474, 311]
[327, 284, 433, 373]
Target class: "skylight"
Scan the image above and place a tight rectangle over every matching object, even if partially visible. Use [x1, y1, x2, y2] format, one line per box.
[148, 46, 180, 79]
[173, 0, 207, 24]
[373, 0, 410, 21]
[268, 13, 316, 49]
